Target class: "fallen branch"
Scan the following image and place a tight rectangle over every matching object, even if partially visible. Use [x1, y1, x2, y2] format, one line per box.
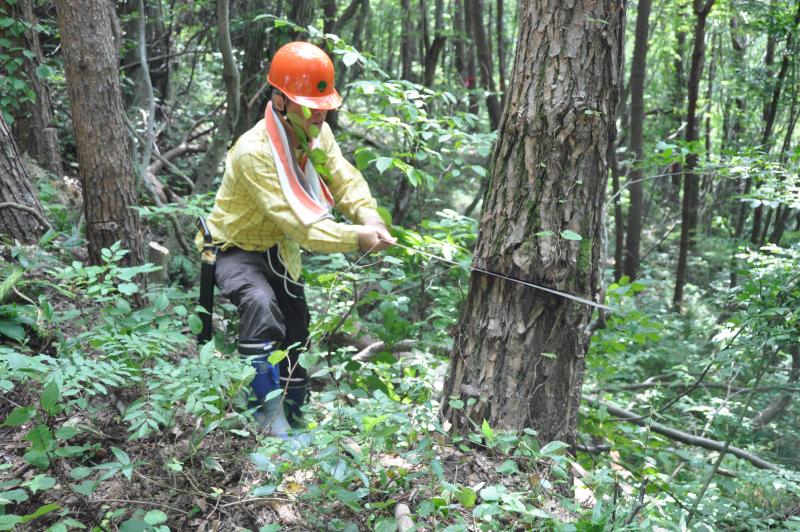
[352, 339, 417, 362]
[752, 346, 800, 427]
[583, 396, 779, 470]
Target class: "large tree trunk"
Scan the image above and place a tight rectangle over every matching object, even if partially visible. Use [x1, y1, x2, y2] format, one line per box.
[0, 114, 48, 242]
[622, 0, 652, 280]
[55, 0, 144, 266]
[441, 0, 624, 446]
[467, 0, 501, 130]
[4, 0, 62, 176]
[673, 0, 714, 309]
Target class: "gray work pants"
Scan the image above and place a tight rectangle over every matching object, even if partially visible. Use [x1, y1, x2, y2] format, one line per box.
[214, 246, 309, 417]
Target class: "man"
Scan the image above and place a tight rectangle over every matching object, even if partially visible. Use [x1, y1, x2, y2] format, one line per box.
[200, 41, 394, 438]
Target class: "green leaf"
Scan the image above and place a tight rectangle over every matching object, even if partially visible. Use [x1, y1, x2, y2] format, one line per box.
[479, 484, 504, 501]
[25, 424, 54, 450]
[539, 440, 570, 457]
[0, 488, 29, 505]
[110, 447, 131, 465]
[375, 157, 394, 174]
[0, 320, 25, 341]
[267, 349, 288, 366]
[374, 519, 396, 532]
[0, 515, 23, 531]
[70, 480, 97, 496]
[342, 51, 360, 67]
[481, 419, 495, 441]
[55, 426, 78, 440]
[69, 467, 92, 480]
[23, 475, 55, 494]
[560, 230, 583, 241]
[496, 459, 520, 475]
[119, 519, 149, 532]
[2, 406, 34, 427]
[430, 458, 444, 480]
[250, 485, 276, 497]
[188, 314, 203, 335]
[20, 503, 60, 524]
[143, 509, 167, 525]
[23, 449, 49, 469]
[117, 282, 139, 295]
[455, 486, 477, 508]
[308, 148, 328, 167]
[376, 206, 393, 226]
[35, 64, 53, 80]
[448, 398, 464, 410]
[40, 380, 60, 416]
[354, 148, 375, 170]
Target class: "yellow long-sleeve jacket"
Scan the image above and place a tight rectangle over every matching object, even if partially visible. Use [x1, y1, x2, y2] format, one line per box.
[198, 119, 380, 279]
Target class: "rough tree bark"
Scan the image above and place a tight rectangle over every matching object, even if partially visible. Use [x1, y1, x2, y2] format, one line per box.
[55, 0, 144, 265]
[440, 0, 625, 446]
[673, 0, 715, 309]
[3, 0, 62, 176]
[0, 113, 48, 242]
[622, 0, 652, 280]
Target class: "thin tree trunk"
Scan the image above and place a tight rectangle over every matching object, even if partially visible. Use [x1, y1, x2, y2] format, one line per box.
[468, 0, 501, 130]
[401, 0, 416, 82]
[610, 129, 624, 282]
[751, 5, 799, 243]
[4, 0, 62, 176]
[441, 0, 625, 446]
[234, 0, 272, 137]
[194, 0, 241, 194]
[496, 0, 507, 111]
[423, 0, 446, 87]
[0, 114, 48, 242]
[670, 28, 687, 194]
[674, 0, 715, 309]
[464, 0, 479, 115]
[622, 0, 652, 280]
[728, 13, 748, 287]
[55, 0, 144, 265]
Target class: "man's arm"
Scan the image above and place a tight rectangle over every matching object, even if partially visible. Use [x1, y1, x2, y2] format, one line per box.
[236, 150, 390, 253]
[320, 124, 383, 225]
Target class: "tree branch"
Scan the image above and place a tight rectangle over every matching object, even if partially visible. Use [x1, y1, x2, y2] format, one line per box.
[583, 396, 779, 470]
[0, 202, 52, 231]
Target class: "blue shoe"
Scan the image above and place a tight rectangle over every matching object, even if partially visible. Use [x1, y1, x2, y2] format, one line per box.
[240, 340, 291, 439]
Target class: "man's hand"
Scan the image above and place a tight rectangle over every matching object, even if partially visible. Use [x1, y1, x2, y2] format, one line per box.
[357, 223, 396, 253]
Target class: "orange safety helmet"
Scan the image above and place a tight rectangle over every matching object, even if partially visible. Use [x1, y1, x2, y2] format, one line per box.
[267, 42, 343, 110]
